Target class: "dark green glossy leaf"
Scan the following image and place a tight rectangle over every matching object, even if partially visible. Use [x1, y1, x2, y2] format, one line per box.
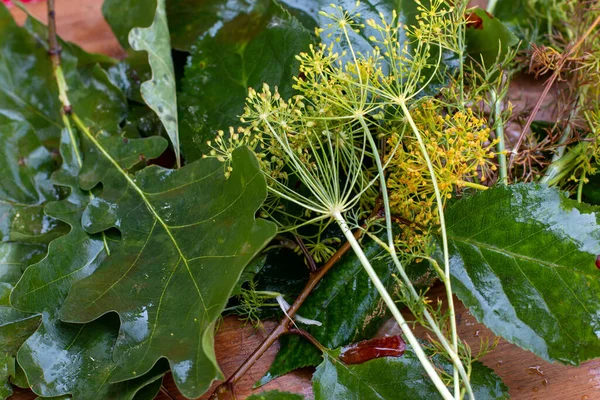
[129, 0, 181, 166]
[445, 183, 600, 365]
[247, 390, 305, 400]
[59, 144, 275, 398]
[10, 124, 166, 398]
[9, 361, 28, 389]
[279, 0, 401, 55]
[254, 248, 309, 301]
[102, 0, 155, 103]
[0, 242, 45, 399]
[465, 9, 519, 71]
[22, 17, 126, 135]
[0, 7, 126, 146]
[0, 122, 64, 243]
[279, 0, 459, 92]
[0, 5, 61, 146]
[492, 0, 568, 45]
[257, 237, 435, 387]
[178, 0, 311, 162]
[0, 353, 14, 399]
[102, 0, 156, 49]
[231, 253, 267, 297]
[312, 346, 509, 399]
[166, 0, 264, 51]
[582, 172, 600, 206]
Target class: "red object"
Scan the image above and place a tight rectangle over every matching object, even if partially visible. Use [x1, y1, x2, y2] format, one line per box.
[595, 255, 600, 269]
[465, 12, 484, 30]
[339, 335, 406, 365]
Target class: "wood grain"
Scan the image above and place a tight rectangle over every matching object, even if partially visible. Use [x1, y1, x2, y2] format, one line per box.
[8, 0, 124, 58]
[6, 1, 600, 399]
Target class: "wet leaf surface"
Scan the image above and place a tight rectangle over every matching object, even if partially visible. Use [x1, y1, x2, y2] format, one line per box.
[445, 183, 600, 365]
[58, 145, 276, 398]
[178, 0, 311, 162]
[129, 0, 182, 166]
[247, 390, 306, 400]
[11, 127, 168, 398]
[0, 122, 64, 244]
[313, 344, 509, 399]
[257, 237, 434, 387]
[465, 8, 519, 71]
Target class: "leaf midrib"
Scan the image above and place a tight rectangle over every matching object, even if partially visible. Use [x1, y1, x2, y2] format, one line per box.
[78, 122, 209, 311]
[448, 234, 594, 275]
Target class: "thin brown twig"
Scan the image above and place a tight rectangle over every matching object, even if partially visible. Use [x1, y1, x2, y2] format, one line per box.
[295, 235, 318, 272]
[509, 13, 600, 171]
[209, 233, 357, 399]
[287, 327, 327, 352]
[47, 0, 60, 67]
[210, 203, 382, 399]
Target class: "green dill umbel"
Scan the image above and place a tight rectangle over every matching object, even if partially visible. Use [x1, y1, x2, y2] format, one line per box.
[204, 1, 512, 398]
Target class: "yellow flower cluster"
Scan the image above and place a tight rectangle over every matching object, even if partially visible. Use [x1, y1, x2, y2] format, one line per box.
[386, 100, 498, 255]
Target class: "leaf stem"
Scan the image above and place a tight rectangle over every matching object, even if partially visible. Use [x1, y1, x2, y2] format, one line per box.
[540, 96, 580, 185]
[486, 0, 499, 14]
[287, 327, 328, 353]
[294, 235, 318, 272]
[399, 102, 478, 399]
[46, 0, 110, 255]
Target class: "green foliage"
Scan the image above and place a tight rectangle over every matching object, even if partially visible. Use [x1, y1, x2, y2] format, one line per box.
[128, 0, 181, 166]
[0, 122, 64, 243]
[58, 144, 275, 397]
[0, 243, 43, 399]
[11, 127, 166, 398]
[444, 183, 600, 364]
[178, 0, 311, 162]
[247, 390, 305, 400]
[312, 346, 509, 399]
[165, 0, 267, 51]
[102, 0, 156, 49]
[258, 237, 434, 387]
[3, 0, 600, 398]
[0, 6, 61, 146]
[492, 0, 570, 45]
[465, 8, 519, 71]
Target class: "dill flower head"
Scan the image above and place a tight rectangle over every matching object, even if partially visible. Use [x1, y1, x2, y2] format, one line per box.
[206, 1, 476, 245]
[386, 100, 498, 255]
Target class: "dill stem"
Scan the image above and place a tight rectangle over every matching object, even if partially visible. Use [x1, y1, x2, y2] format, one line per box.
[458, 181, 489, 191]
[486, 0, 499, 14]
[333, 212, 454, 400]
[358, 115, 471, 400]
[578, 170, 585, 203]
[398, 103, 474, 400]
[490, 90, 508, 185]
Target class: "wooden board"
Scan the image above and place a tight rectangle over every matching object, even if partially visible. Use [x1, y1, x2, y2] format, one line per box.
[6, 1, 600, 399]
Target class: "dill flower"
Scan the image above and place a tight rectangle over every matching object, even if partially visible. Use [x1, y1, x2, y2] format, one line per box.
[386, 100, 498, 255]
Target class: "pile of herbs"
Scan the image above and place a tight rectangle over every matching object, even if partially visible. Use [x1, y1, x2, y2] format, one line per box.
[1, 0, 599, 399]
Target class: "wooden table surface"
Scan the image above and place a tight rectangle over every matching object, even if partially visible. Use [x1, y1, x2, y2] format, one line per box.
[6, 1, 600, 399]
